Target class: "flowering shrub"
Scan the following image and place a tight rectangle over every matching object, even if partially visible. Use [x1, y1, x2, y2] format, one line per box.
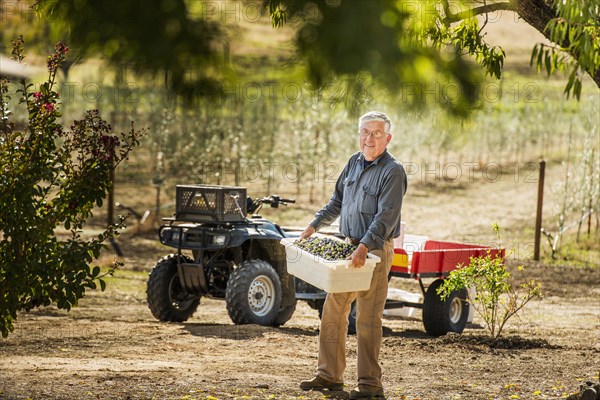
[0, 36, 144, 338]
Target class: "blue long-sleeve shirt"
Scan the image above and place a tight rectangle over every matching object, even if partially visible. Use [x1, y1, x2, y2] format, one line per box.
[309, 150, 407, 251]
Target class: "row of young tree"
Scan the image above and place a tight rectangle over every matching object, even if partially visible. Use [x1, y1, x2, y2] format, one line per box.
[110, 83, 598, 193]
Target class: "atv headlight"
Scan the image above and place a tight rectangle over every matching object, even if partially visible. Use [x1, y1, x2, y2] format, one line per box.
[159, 228, 171, 243]
[171, 230, 180, 242]
[212, 235, 227, 245]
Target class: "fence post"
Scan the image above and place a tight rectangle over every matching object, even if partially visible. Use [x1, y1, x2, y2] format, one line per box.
[108, 162, 114, 226]
[534, 160, 546, 261]
[108, 110, 116, 227]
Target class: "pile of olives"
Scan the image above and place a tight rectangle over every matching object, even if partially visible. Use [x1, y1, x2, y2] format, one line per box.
[295, 237, 356, 261]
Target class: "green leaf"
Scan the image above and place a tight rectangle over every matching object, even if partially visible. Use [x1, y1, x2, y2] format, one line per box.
[92, 266, 101, 277]
[573, 78, 582, 100]
[536, 46, 544, 72]
[99, 279, 106, 291]
[564, 69, 576, 96]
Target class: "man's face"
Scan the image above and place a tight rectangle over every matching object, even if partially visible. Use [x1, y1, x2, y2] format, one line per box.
[359, 120, 391, 161]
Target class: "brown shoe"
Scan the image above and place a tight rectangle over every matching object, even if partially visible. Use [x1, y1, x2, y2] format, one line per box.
[349, 384, 385, 399]
[300, 375, 344, 391]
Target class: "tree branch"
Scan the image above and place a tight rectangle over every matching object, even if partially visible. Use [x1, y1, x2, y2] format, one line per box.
[443, 2, 516, 24]
[514, 0, 600, 88]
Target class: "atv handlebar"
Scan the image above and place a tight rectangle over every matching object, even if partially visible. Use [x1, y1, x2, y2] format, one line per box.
[247, 195, 295, 214]
[270, 195, 296, 205]
[256, 195, 296, 206]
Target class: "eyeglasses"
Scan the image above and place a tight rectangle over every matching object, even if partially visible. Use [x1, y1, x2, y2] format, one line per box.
[359, 129, 386, 139]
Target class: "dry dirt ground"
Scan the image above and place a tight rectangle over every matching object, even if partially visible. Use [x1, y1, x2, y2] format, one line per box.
[1, 164, 599, 400]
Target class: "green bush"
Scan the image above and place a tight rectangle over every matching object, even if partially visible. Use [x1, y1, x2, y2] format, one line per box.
[438, 225, 543, 338]
[0, 37, 143, 338]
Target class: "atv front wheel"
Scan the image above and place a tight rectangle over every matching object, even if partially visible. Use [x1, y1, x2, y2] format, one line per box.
[226, 260, 282, 326]
[147, 254, 200, 322]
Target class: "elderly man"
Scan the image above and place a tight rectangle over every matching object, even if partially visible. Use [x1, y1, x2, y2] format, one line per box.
[299, 111, 407, 399]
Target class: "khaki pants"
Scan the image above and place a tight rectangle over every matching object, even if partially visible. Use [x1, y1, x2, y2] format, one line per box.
[316, 240, 394, 388]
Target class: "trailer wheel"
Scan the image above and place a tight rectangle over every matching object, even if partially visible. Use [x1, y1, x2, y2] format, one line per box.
[422, 279, 469, 337]
[226, 260, 282, 326]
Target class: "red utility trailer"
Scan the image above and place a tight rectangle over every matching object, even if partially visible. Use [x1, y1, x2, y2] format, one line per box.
[384, 236, 505, 336]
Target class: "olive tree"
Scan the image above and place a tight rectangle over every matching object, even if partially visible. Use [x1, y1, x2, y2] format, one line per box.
[267, 0, 599, 102]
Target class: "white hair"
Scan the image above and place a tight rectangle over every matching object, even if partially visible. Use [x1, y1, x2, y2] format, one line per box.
[358, 111, 392, 133]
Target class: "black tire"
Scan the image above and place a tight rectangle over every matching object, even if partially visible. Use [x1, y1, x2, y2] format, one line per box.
[225, 260, 283, 326]
[147, 254, 200, 322]
[312, 299, 357, 334]
[313, 298, 357, 335]
[348, 274, 391, 334]
[317, 301, 324, 320]
[422, 279, 469, 337]
[306, 299, 325, 319]
[273, 302, 297, 326]
[348, 301, 357, 335]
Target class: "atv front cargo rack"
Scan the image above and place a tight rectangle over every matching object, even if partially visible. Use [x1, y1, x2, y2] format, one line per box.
[175, 184, 247, 222]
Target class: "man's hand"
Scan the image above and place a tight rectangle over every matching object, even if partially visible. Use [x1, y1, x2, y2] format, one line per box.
[348, 243, 369, 268]
[299, 225, 316, 240]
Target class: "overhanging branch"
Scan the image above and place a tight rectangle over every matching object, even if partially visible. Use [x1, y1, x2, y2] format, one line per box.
[443, 2, 516, 24]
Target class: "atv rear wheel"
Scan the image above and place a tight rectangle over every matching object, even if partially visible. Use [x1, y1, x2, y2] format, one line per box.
[147, 254, 200, 322]
[307, 299, 325, 319]
[347, 301, 357, 335]
[273, 302, 297, 326]
[226, 260, 282, 326]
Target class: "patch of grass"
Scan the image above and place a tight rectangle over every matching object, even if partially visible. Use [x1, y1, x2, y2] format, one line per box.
[101, 268, 148, 295]
[544, 230, 600, 268]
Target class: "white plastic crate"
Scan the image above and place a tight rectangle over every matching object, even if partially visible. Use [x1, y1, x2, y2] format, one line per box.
[280, 238, 381, 293]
